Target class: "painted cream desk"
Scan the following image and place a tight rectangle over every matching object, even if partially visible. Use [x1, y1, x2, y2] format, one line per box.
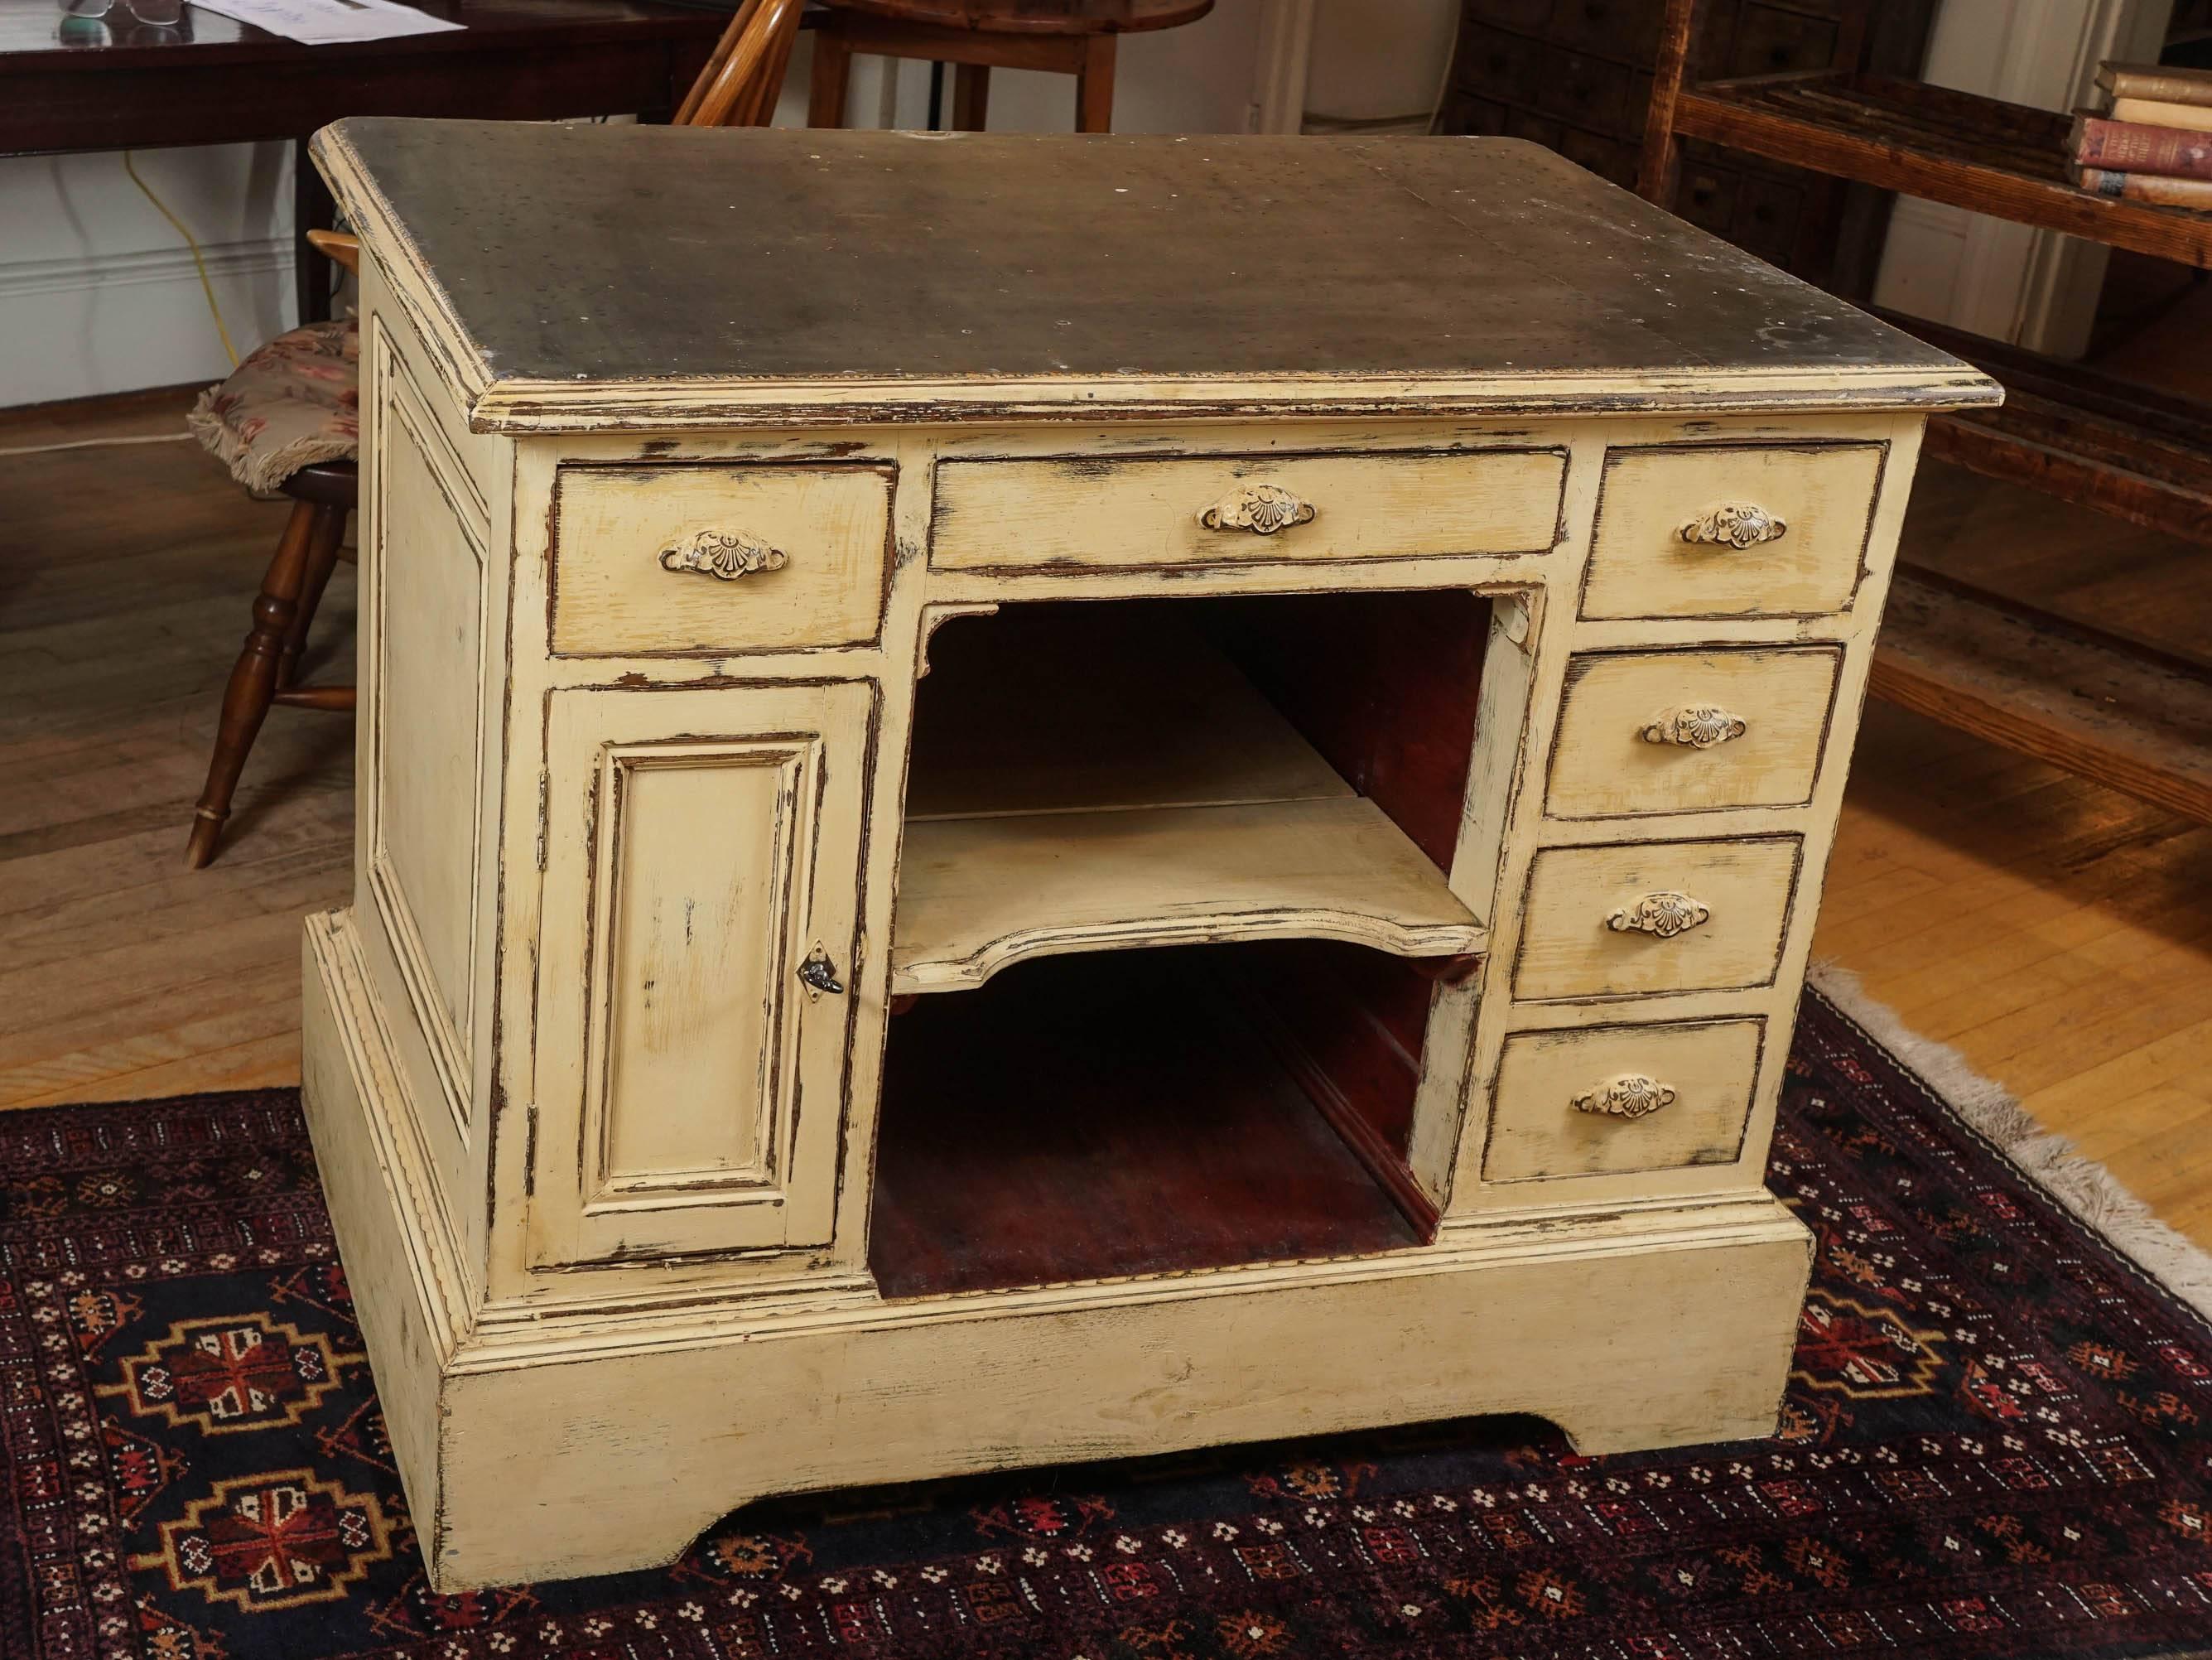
[301, 116, 1999, 1590]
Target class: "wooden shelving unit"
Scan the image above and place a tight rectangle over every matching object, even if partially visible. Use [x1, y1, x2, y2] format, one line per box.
[1872, 573, 2212, 823]
[1641, 5, 2212, 823]
[891, 605, 1484, 996]
[1670, 73, 2212, 267]
[1871, 308, 2212, 545]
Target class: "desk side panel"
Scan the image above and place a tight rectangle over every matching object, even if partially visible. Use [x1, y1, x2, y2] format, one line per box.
[351, 249, 514, 1299]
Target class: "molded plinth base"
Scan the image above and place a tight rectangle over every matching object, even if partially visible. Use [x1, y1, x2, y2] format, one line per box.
[302, 907, 1813, 1591]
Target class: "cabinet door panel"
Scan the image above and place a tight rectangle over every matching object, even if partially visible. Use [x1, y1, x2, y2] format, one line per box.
[531, 681, 875, 1268]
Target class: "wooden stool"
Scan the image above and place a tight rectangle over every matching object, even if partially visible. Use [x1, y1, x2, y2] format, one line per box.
[185, 461, 358, 870]
[807, 0, 1213, 134]
[182, 0, 808, 868]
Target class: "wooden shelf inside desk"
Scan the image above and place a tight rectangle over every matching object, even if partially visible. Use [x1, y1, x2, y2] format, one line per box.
[890, 607, 1486, 996]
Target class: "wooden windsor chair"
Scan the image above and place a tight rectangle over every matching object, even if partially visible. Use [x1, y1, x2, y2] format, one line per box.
[181, 0, 805, 869]
[807, 0, 1212, 135]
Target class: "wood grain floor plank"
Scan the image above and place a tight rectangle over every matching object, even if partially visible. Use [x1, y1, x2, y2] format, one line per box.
[1819, 696, 2212, 1246]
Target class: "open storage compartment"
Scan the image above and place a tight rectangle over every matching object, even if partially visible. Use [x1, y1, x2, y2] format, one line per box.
[894, 594, 1492, 993]
[874, 590, 1500, 1297]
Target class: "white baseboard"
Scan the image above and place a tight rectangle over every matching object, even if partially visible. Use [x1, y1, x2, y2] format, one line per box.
[0, 234, 293, 408]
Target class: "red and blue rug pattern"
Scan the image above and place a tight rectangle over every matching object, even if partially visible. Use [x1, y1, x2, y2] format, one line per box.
[3, 988, 2211, 1659]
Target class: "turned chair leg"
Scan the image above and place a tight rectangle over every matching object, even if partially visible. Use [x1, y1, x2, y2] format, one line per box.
[807, 24, 852, 128]
[1074, 36, 1116, 133]
[186, 499, 343, 869]
[277, 509, 347, 691]
[952, 62, 990, 131]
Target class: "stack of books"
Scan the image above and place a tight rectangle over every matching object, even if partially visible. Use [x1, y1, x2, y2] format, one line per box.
[2072, 62, 2212, 208]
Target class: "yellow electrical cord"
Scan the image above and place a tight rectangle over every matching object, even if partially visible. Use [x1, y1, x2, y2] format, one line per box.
[123, 149, 239, 369]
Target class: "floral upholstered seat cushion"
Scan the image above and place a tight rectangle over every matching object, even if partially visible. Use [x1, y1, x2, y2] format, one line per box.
[186, 317, 359, 495]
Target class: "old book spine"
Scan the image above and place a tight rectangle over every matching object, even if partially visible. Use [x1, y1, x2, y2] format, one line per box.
[2094, 62, 2212, 107]
[2072, 112, 2212, 179]
[2110, 95, 2212, 133]
[2075, 165, 2212, 208]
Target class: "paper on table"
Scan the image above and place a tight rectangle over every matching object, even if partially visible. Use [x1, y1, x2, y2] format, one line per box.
[186, 0, 464, 44]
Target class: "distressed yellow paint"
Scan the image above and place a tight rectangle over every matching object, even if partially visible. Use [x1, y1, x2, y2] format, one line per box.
[296, 131, 1991, 1593]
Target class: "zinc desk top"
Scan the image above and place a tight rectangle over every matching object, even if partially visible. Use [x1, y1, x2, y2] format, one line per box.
[313, 116, 1999, 432]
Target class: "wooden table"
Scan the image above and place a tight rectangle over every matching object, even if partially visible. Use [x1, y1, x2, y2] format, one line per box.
[0, 0, 732, 321]
[304, 114, 1997, 1590]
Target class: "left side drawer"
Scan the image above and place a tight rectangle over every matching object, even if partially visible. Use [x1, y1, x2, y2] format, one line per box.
[552, 461, 894, 657]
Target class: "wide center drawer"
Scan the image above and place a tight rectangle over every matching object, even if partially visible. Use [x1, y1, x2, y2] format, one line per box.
[1581, 442, 1885, 620]
[551, 462, 894, 657]
[1545, 646, 1843, 820]
[1512, 835, 1802, 1001]
[929, 448, 1567, 573]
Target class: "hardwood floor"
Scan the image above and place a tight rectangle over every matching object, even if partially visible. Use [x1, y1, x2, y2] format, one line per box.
[2, 385, 2209, 1246]
[1817, 699, 2212, 1246]
[0, 388, 354, 1108]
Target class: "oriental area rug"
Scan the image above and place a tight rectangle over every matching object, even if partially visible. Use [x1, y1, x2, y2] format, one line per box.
[5, 976, 2212, 1660]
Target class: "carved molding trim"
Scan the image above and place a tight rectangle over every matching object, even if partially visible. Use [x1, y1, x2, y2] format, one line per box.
[1641, 706, 1749, 749]
[1679, 503, 1786, 549]
[1198, 482, 1317, 535]
[658, 528, 790, 580]
[1607, 890, 1712, 939]
[1573, 1074, 1677, 1121]
[918, 602, 999, 679]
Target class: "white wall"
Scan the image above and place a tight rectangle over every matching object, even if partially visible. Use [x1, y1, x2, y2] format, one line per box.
[1, 0, 1453, 408]
[1304, 0, 1458, 125]
[0, 142, 294, 407]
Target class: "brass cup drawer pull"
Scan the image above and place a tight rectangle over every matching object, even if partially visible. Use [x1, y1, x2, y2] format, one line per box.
[1198, 482, 1317, 535]
[659, 527, 791, 580]
[797, 942, 845, 999]
[1641, 705, 1748, 750]
[1607, 890, 1711, 939]
[1573, 1074, 1677, 1121]
[1679, 503, 1786, 549]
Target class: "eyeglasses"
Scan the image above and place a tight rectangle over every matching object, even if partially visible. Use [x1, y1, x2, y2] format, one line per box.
[60, 0, 185, 26]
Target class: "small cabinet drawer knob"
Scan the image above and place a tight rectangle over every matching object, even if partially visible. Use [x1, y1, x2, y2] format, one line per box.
[1573, 1074, 1677, 1121]
[659, 528, 790, 580]
[1641, 706, 1748, 749]
[1679, 503, 1786, 548]
[797, 942, 845, 999]
[1607, 890, 1711, 939]
[1198, 482, 1317, 535]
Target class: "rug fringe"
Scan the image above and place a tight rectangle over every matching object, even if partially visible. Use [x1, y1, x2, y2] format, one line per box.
[1809, 962, 2212, 1331]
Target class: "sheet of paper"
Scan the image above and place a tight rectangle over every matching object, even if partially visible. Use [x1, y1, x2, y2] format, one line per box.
[186, 0, 464, 44]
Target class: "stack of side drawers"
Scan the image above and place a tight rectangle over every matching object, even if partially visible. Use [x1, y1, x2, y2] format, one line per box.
[1484, 436, 1887, 1191]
